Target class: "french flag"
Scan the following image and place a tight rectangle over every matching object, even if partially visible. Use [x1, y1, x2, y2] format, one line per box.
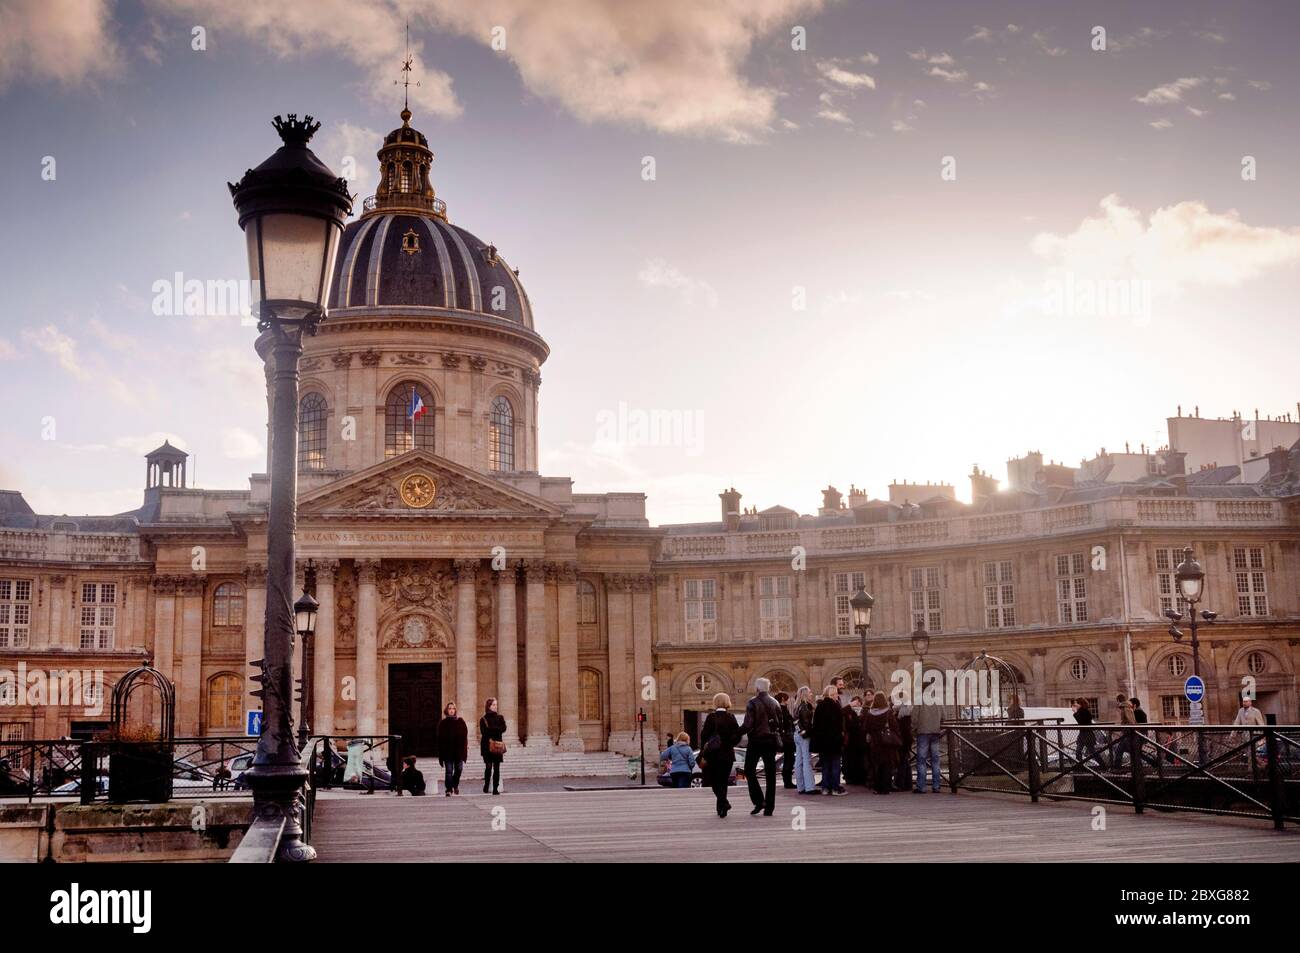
[409, 389, 427, 422]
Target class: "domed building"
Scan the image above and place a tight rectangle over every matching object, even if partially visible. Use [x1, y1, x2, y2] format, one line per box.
[1, 108, 1297, 778]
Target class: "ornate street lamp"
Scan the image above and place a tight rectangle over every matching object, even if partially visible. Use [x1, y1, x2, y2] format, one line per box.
[910, 622, 930, 660]
[294, 573, 319, 749]
[850, 587, 874, 696]
[1164, 546, 1216, 759]
[229, 114, 351, 862]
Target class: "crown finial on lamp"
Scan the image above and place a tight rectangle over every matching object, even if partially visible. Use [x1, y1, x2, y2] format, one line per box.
[271, 113, 321, 146]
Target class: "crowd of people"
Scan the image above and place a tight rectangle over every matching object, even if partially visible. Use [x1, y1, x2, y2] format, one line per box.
[673, 676, 949, 818]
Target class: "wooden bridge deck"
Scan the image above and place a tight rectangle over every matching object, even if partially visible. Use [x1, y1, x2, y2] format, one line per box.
[310, 786, 1300, 863]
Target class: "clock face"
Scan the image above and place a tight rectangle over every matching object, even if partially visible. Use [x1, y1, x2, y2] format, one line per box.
[399, 472, 437, 508]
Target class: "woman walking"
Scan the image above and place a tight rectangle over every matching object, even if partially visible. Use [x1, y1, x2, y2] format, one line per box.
[436, 701, 468, 796]
[479, 697, 507, 795]
[659, 732, 697, 788]
[791, 686, 817, 794]
[700, 692, 740, 817]
[862, 692, 902, 794]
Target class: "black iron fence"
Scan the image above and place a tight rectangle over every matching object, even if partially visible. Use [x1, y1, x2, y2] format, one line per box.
[942, 723, 1300, 829]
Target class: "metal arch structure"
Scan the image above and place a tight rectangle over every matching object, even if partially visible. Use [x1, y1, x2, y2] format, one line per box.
[951, 650, 1022, 722]
[110, 661, 176, 743]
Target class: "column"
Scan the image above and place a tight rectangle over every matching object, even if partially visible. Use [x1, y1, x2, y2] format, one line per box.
[46, 575, 67, 650]
[631, 573, 655, 745]
[495, 561, 521, 745]
[243, 564, 266, 708]
[152, 577, 177, 687]
[605, 574, 634, 752]
[313, 559, 338, 735]
[177, 575, 205, 735]
[523, 560, 551, 749]
[453, 559, 479, 723]
[556, 563, 583, 751]
[356, 559, 380, 737]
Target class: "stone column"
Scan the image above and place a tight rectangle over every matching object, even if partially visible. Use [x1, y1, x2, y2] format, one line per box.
[243, 564, 266, 708]
[453, 559, 480, 721]
[523, 560, 552, 749]
[555, 563, 583, 751]
[495, 561, 521, 745]
[605, 574, 635, 753]
[177, 575, 205, 735]
[313, 559, 338, 735]
[46, 575, 67, 650]
[356, 559, 380, 737]
[631, 573, 656, 746]
[152, 577, 178, 684]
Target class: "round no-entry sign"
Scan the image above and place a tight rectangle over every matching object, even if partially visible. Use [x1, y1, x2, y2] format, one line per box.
[1184, 675, 1205, 703]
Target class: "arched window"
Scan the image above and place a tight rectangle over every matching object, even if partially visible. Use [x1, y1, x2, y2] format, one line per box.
[212, 583, 245, 627]
[489, 395, 515, 471]
[763, 671, 798, 697]
[385, 382, 435, 458]
[1069, 658, 1089, 681]
[298, 392, 328, 470]
[577, 580, 597, 624]
[692, 673, 714, 693]
[400, 160, 413, 192]
[1246, 651, 1267, 675]
[1169, 655, 1187, 678]
[578, 669, 602, 721]
[208, 673, 242, 731]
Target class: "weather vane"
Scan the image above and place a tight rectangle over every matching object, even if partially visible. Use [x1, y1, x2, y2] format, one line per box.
[396, 20, 420, 113]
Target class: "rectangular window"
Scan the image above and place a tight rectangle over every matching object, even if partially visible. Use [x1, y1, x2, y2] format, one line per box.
[1161, 695, 1192, 722]
[833, 571, 866, 636]
[759, 575, 792, 641]
[982, 560, 1015, 627]
[909, 567, 942, 631]
[0, 579, 32, 649]
[1154, 547, 1190, 617]
[1055, 553, 1088, 623]
[78, 582, 116, 650]
[683, 579, 717, 643]
[1233, 547, 1269, 616]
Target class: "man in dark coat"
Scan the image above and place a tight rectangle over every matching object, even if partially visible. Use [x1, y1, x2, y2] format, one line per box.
[736, 678, 785, 816]
[813, 686, 846, 795]
[842, 696, 866, 785]
[775, 692, 796, 789]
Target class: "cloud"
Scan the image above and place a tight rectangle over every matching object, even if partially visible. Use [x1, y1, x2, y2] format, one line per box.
[1185, 106, 1207, 118]
[637, 259, 719, 309]
[144, 0, 462, 118]
[317, 121, 383, 195]
[817, 60, 876, 90]
[1217, 92, 1236, 101]
[890, 119, 914, 133]
[1030, 194, 1300, 291]
[221, 428, 264, 461]
[1108, 27, 1170, 52]
[1134, 77, 1203, 105]
[0, 0, 123, 91]
[22, 324, 137, 404]
[1246, 80, 1271, 91]
[1194, 29, 1227, 43]
[817, 108, 852, 125]
[1031, 31, 1066, 56]
[859, 52, 879, 65]
[0, 338, 17, 360]
[423, 0, 828, 142]
[111, 433, 190, 456]
[929, 66, 969, 83]
[1149, 118, 1173, 130]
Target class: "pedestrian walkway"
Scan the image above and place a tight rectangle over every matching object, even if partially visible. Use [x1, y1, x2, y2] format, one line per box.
[310, 785, 1299, 862]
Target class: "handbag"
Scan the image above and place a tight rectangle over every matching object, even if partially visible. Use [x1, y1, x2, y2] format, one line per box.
[489, 740, 507, 755]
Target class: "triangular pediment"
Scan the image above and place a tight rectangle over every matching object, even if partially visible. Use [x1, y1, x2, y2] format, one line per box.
[298, 450, 562, 518]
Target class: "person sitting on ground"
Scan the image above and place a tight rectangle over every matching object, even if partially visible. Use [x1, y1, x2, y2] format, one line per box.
[400, 755, 426, 796]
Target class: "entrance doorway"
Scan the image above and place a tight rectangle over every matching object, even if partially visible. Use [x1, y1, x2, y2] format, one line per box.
[388, 663, 442, 757]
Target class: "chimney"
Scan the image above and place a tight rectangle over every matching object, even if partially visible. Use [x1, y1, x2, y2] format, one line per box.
[970, 465, 999, 505]
[1041, 462, 1076, 489]
[1171, 475, 1188, 495]
[847, 484, 868, 508]
[1163, 450, 1186, 476]
[820, 484, 843, 514]
[719, 487, 742, 531]
[1266, 446, 1290, 481]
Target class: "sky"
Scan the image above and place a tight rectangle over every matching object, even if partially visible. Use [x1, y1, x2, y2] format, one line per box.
[1, 0, 1298, 525]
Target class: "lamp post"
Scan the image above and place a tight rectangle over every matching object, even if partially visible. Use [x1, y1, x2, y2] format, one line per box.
[910, 623, 930, 662]
[1164, 545, 1217, 761]
[294, 564, 319, 749]
[229, 114, 351, 862]
[850, 587, 875, 697]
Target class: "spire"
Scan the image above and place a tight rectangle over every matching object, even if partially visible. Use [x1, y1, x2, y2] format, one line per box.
[397, 20, 419, 124]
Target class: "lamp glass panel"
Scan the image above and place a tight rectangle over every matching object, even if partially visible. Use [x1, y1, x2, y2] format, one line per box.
[257, 212, 329, 311]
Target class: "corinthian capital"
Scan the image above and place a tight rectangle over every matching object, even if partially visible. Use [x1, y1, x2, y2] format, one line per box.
[453, 558, 480, 582]
[356, 559, 381, 586]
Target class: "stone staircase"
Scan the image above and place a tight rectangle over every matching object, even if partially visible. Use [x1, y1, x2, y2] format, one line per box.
[417, 748, 635, 782]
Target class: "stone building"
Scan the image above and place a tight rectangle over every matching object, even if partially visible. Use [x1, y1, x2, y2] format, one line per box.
[2, 108, 1298, 761]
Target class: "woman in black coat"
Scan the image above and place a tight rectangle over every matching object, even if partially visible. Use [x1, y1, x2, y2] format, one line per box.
[436, 701, 469, 796]
[812, 688, 846, 794]
[479, 697, 507, 795]
[699, 692, 741, 817]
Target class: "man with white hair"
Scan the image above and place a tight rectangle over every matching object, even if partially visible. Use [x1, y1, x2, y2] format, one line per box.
[736, 677, 784, 816]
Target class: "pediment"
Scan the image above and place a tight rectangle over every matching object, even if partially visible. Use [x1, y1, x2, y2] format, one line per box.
[298, 450, 561, 518]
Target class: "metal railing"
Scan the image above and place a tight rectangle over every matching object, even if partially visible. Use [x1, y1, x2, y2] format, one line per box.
[306, 734, 403, 794]
[942, 723, 1300, 829]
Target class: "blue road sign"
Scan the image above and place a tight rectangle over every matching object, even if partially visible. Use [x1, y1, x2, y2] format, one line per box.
[1184, 675, 1205, 703]
[246, 709, 263, 737]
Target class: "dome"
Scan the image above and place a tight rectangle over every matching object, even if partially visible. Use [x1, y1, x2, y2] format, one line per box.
[328, 213, 533, 327]
[326, 106, 534, 329]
